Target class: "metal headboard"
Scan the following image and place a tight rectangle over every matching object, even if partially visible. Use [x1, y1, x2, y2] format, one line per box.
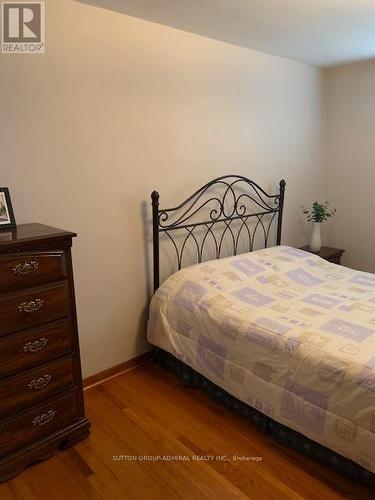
[151, 175, 286, 291]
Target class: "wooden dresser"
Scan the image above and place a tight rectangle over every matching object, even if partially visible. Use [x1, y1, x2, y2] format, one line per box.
[0, 224, 90, 481]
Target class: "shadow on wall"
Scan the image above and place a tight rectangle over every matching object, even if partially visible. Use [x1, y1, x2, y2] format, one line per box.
[127, 200, 152, 353]
[74, 0, 206, 30]
[141, 199, 153, 298]
[74, 0, 244, 49]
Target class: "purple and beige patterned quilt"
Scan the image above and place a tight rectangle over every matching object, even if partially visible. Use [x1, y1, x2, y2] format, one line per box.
[147, 246, 375, 472]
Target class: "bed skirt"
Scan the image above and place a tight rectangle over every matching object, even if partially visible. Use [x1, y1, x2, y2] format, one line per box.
[154, 347, 375, 486]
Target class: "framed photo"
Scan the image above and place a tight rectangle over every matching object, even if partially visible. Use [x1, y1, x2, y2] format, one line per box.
[0, 187, 16, 231]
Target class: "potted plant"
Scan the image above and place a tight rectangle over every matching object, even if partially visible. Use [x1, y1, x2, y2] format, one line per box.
[301, 202, 336, 252]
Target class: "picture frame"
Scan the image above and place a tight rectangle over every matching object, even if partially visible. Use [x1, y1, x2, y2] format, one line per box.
[0, 187, 16, 231]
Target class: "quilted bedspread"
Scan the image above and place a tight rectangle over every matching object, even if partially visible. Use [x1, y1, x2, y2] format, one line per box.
[147, 246, 375, 472]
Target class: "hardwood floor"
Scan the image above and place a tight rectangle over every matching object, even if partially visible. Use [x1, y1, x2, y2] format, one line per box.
[0, 361, 373, 499]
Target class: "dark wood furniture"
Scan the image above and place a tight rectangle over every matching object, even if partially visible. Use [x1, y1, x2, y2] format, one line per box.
[0, 223, 90, 482]
[300, 245, 345, 264]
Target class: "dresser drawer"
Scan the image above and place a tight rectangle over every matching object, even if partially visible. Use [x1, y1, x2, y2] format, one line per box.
[0, 390, 78, 457]
[0, 284, 70, 338]
[0, 356, 74, 417]
[0, 322, 72, 378]
[0, 252, 65, 292]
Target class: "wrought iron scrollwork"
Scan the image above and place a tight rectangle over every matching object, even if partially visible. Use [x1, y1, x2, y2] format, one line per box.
[152, 175, 286, 291]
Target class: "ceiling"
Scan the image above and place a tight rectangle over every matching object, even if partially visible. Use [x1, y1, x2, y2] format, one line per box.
[80, 0, 375, 67]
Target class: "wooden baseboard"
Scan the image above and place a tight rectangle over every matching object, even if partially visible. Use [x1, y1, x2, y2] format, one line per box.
[83, 351, 153, 389]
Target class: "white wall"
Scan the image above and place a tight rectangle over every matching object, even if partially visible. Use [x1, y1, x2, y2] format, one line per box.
[0, 0, 325, 377]
[325, 60, 375, 272]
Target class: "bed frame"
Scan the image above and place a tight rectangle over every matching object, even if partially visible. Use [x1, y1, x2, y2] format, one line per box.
[150, 175, 374, 486]
[152, 175, 286, 291]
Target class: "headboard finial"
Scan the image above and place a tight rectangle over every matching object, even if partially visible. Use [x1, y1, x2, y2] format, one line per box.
[151, 191, 160, 204]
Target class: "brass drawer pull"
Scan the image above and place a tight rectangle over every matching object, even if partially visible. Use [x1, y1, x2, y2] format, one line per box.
[23, 337, 48, 353]
[32, 410, 56, 426]
[19, 298, 44, 314]
[13, 260, 39, 276]
[28, 374, 52, 390]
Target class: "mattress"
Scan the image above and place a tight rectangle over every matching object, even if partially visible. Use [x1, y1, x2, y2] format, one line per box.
[147, 246, 375, 473]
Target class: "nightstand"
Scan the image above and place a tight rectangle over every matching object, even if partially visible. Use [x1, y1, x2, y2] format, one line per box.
[300, 246, 345, 265]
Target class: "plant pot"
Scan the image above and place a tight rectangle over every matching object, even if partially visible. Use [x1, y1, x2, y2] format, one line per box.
[310, 222, 321, 252]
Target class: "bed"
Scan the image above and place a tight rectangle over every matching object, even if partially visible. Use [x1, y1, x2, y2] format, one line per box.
[147, 175, 374, 484]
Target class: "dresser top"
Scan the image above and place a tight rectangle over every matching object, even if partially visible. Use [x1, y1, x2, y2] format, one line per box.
[0, 224, 76, 250]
